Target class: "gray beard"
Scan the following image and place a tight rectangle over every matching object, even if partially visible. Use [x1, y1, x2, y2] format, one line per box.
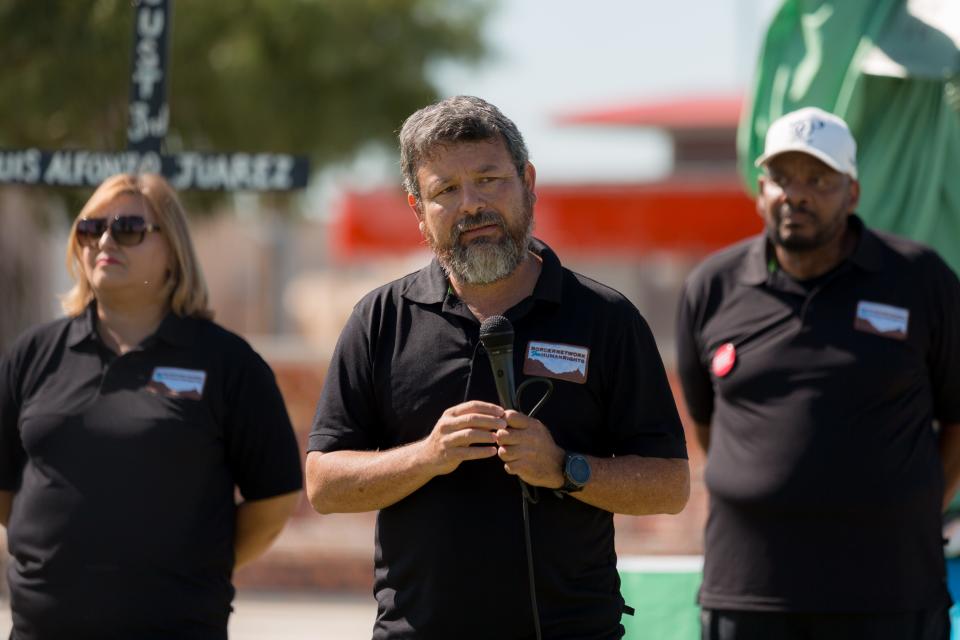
[435, 209, 533, 285]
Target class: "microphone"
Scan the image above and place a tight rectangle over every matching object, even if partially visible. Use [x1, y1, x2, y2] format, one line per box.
[480, 315, 543, 640]
[479, 315, 516, 410]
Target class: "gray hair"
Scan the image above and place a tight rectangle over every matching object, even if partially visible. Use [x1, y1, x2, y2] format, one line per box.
[399, 95, 529, 202]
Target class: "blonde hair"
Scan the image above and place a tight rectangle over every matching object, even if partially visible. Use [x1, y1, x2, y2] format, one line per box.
[62, 173, 213, 319]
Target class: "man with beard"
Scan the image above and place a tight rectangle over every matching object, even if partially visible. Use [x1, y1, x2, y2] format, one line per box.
[305, 95, 690, 640]
[676, 107, 960, 640]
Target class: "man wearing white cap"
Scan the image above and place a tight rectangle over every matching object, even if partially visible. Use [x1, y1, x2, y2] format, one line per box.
[676, 106, 960, 639]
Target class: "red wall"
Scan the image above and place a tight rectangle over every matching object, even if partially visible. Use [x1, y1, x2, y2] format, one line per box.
[331, 179, 761, 260]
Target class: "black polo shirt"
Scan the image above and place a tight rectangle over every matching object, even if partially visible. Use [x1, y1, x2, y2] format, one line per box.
[676, 215, 960, 613]
[310, 239, 687, 640]
[0, 304, 303, 639]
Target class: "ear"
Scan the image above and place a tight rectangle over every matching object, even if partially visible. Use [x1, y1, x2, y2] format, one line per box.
[523, 162, 537, 193]
[847, 178, 860, 213]
[755, 175, 767, 218]
[407, 193, 423, 221]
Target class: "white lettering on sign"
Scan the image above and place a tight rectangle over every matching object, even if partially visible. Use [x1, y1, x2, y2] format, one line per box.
[272, 155, 294, 190]
[132, 7, 164, 99]
[253, 154, 272, 188]
[171, 153, 296, 190]
[139, 151, 162, 174]
[42, 151, 146, 186]
[0, 149, 42, 183]
[127, 3, 168, 144]
[128, 103, 169, 143]
[42, 152, 71, 184]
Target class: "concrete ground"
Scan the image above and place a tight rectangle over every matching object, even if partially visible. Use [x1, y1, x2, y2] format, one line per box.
[228, 592, 376, 639]
[0, 591, 377, 639]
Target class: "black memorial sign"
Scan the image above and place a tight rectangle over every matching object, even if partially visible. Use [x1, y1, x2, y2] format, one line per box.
[0, 0, 309, 191]
[0, 149, 307, 192]
[127, 0, 171, 154]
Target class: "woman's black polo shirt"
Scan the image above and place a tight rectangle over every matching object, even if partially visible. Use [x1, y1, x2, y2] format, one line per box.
[310, 239, 688, 640]
[0, 305, 303, 638]
[677, 216, 960, 612]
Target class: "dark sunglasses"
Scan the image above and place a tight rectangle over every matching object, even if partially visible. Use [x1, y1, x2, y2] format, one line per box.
[75, 215, 162, 248]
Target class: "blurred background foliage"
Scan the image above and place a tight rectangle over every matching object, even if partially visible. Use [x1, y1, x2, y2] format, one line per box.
[0, 0, 490, 213]
[0, 0, 489, 346]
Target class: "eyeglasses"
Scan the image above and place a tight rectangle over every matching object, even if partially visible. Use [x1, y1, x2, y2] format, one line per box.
[75, 215, 162, 248]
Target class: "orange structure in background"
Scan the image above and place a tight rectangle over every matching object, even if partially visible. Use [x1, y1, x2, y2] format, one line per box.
[331, 179, 760, 259]
[330, 94, 761, 260]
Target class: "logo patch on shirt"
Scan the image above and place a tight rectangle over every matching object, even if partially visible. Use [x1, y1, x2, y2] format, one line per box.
[146, 367, 207, 400]
[523, 341, 589, 384]
[854, 301, 909, 340]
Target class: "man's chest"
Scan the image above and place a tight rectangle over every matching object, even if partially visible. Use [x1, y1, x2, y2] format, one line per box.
[698, 281, 929, 404]
[369, 311, 609, 453]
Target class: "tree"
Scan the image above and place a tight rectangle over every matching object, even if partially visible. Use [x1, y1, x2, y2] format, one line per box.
[0, 0, 488, 180]
[0, 0, 489, 347]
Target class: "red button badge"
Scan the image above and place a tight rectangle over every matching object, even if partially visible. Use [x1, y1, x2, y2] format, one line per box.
[711, 343, 736, 377]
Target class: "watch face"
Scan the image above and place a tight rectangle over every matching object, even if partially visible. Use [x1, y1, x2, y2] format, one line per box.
[567, 455, 591, 485]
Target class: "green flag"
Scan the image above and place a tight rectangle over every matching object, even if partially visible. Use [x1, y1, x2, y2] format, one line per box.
[739, 0, 960, 272]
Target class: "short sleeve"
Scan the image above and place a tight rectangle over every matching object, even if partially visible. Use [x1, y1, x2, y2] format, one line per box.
[675, 279, 715, 426]
[0, 343, 27, 490]
[604, 306, 687, 459]
[224, 349, 303, 501]
[926, 254, 960, 424]
[308, 308, 380, 453]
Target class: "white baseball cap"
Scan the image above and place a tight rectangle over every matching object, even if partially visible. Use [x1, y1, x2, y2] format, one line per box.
[755, 107, 858, 179]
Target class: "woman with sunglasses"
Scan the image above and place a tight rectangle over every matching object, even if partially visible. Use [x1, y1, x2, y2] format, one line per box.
[0, 173, 303, 639]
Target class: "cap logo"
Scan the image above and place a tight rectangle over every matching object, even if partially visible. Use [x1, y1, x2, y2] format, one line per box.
[790, 119, 825, 143]
[758, 108, 858, 179]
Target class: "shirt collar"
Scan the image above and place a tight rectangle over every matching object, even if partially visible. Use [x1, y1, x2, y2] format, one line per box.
[528, 238, 563, 304]
[738, 214, 881, 285]
[845, 215, 883, 273]
[401, 237, 564, 306]
[737, 234, 771, 286]
[150, 311, 196, 348]
[66, 300, 195, 349]
[66, 302, 99, 348]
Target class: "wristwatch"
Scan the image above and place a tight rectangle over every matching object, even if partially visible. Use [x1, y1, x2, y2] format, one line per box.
[560, 452, 591, 493]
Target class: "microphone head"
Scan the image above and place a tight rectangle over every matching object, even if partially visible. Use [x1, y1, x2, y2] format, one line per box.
[479, 315, 514, 352]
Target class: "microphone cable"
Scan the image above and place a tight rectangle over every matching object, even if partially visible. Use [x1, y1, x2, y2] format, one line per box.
[515, 376, 554, 640]
[476, 314, 556, 640]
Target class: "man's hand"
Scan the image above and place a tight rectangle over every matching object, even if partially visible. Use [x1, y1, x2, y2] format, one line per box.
[495, 410, 565, 488]
[421, 401, 504, 475]
[307, 400, 504, 514]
